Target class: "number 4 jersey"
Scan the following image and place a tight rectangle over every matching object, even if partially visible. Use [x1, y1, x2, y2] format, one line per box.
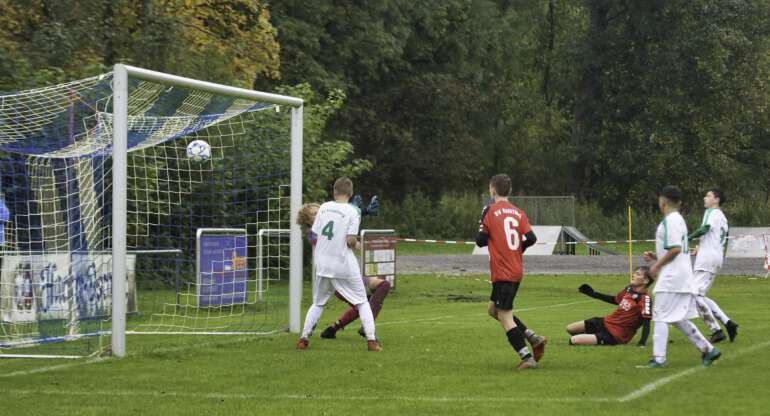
[311, 201, 362, 279]
[480, 200, 533, 282]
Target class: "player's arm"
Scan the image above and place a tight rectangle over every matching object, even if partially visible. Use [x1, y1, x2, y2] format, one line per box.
[475, 205, 491, 247]
[688, 224, 710, 240]
[576, 283, 616, 303]
[637, 294, 653, 346]
[347, 207, 361, 250]
[650, 247, 680, 276]
[519, 212, 536, 253]
[577, 284, 618, 304]
[637, 320, 651, 346]
[521, 231, 537, 253]
[651, 222, 684, 275]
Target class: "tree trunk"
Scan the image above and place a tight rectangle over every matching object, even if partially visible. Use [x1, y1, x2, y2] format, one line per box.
[571, 0, 610, 197]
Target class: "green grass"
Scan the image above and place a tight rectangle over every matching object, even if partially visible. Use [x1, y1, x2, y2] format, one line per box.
[396, 241, 474, 255]
[2, 273, 769, 415]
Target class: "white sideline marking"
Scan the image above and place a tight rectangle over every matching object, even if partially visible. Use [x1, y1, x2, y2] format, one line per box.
[0, 357, 107, 378]
[617, 339, 770, 402]
[3, 388, 614, 403]
[515, 300, 592, 312]
[378, 300, 593, 327]
[0, 334, 286, 379]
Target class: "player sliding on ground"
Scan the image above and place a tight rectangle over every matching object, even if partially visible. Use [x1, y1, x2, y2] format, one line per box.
[566, 266, 653, 346]
[297, 177, 381, 351]
[295, 199, 391, 339]
[689, 188, 739, 343]
[642, 185, 721, 368]
[476, 174, 547, 370]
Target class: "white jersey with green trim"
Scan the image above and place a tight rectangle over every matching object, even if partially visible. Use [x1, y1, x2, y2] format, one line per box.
[654, 211, 696, 294]
[311, 201, 361, 279]
[693, 208, 728, 273]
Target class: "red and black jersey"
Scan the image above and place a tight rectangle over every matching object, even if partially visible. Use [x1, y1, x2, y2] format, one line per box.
[603, 286, 652, 344]
[480, 200, 533, 282]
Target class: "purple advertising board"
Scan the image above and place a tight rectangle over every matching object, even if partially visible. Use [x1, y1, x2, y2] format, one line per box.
[197, 232, 248, 307]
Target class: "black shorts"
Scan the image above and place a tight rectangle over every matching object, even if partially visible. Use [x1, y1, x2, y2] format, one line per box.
[583, 317, 618, 345]
[490, 281, 520, 311]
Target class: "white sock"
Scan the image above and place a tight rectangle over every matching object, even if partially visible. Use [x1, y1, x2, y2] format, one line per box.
[652, 321, 669, 363]
[673, 319, 713, 354]
[696, 296, 721, 333]
[301, 304, 324, 339]
[357, 301, 376, 341]
[703, 297, 730, 325]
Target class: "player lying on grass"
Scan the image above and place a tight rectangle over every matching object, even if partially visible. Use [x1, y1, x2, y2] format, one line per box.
[641, 185, 720, 368]
[476, 174, 547, 370]
[297, 177, 381, 351]
[566, 266, 653, 346]
[688, 188, 738, 343]
[296, 196, 390, 339]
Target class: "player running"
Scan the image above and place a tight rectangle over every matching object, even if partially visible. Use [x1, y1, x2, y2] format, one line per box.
[642, 185, 721, 368]
[295, 198, 391, 339]
[476, 174, 547, 370]
[297, 177, 381, 351]
[566, 266, 653, 346]
[689, 188, 738, 343]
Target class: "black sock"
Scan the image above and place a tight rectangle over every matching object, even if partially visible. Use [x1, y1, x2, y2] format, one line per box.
[506, 328, 532, 359]
[513, 316, 528, 333]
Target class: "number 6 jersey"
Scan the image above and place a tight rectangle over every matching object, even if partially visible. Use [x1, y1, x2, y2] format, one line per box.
[311, 201, 362, 279]
[480, 200, 533, 282]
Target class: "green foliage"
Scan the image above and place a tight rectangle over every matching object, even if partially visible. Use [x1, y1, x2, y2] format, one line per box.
[273, 83, 372, 202]
[0, 0, 280, 90]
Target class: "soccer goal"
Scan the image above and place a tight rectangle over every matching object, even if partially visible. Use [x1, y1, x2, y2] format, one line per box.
[0, 65, 304, 358]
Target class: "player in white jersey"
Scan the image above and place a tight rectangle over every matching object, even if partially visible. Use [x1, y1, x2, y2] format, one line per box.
[297, 177, 381, 352]
[689, 188, 738, 343]
[642, 186, 721, 368]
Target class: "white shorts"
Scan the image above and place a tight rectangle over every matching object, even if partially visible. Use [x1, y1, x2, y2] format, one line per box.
[653, 292, 699, 323]
[312, 275, 368, 307]
[693, 270, 716, 296]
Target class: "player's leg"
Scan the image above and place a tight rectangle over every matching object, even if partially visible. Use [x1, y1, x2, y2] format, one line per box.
[513, 315, 546, 351]
[703, 296, 738, 341]
[331, 277, 381, 350]
[695, 296, 724, 341]
[672, 319, 721, 366]
[320, 291, 358, 338]
[490, 282, 536, 369]
[569, 334, 599, 345]
[298, 277, 334, 348]
[566, 320, 586, 335]
[367, 278, 391, 319]
[694, 270, 725, 341]
[649, 320, 669, 367]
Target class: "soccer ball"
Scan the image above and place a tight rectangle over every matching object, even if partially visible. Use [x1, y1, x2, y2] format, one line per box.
[186, 140, 211, 162]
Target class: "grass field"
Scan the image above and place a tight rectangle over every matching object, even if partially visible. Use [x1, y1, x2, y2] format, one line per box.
[2, 273, 769, 415]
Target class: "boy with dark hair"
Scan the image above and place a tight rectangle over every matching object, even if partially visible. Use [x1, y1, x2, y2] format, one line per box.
[689, 188, 738, 342]
[642, 185, 721, 367]
[476, 174, 547, 370]
[567, 267, 653, 346]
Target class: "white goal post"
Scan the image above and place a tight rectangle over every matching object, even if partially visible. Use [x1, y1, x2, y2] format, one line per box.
[110, 65, 304, 357]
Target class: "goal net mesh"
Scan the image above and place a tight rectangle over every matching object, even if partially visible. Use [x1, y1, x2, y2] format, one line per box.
[0, 72, 292, 357]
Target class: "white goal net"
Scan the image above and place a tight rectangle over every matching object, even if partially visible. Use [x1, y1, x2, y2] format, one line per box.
[0, 66, 303, 358]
